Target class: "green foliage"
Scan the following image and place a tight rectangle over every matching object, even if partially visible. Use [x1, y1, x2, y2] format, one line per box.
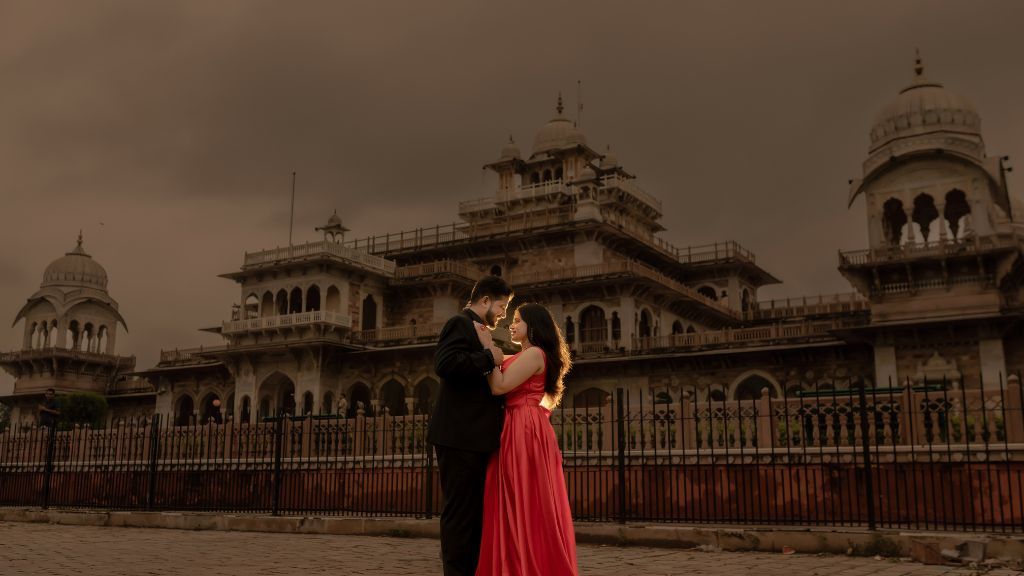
[58, 392, 109, 430]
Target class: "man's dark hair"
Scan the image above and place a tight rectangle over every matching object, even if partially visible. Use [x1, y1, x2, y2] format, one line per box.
[468, 275, 513, 304]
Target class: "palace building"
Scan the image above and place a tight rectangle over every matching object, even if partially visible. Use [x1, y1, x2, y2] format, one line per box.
[3, 56, 1022, 426]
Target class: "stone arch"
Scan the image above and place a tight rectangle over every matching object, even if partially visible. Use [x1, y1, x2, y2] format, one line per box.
[413, 378, 439, 415]
[572, 387, 610, 407]
[289, 287, 303, 314]
[347, 382, 372, 417]
[379, 378, 407, 416]
[728, 370, 781, 401]
[258, 371, 296, 416]
[275, 289, 288, 316]
[301, 391, 314, 415]
[199, 391, 222, 424]
[697, 285, 718, 301]
[944, 189, 971, 240]
[325, 285, 341, 312]
[638, 308, 652, 339]
[305, 285, 321, 312]
[912, 193, 939, 244]
[239, 395, 251, 423]
[244, 293, 259, 320]
[882, 197, 907, 245]
[261, 291, 274, 317]
[671, 320, 684, 335]
[174, 394, 196, 427]
[686, 325, 697, 334]
[97, 325, 109, 354]
[542, 168, 552, 182]
[82, 322, 95, 352]
[362, 294, 378, 330]
[48, 320, 58, 348]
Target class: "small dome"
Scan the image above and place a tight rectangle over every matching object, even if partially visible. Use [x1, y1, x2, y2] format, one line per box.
[869, 55, 981, 153]
[576, 166, 597, 182]
[531, 94, 586, 156]
[500, 136, 521, 160]
[599, 146, 619, 169]
[326, 212, 343, 227]
[42, 235, 108, 290]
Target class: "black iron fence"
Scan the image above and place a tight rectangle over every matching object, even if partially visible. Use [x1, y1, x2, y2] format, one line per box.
[2, 374, 1023, 532]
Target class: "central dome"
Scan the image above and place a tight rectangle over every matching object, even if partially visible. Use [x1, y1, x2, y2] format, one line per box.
[869, 56, 981, 153]
[531, 95, 586, 156]
[42, 236, 109, 290]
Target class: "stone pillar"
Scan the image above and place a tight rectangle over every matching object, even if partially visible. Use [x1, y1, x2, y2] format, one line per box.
[979, 337, 1007, 390]
[904, 208, 916, 244]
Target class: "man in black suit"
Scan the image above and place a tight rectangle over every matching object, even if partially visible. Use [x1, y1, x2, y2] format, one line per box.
[428, 275, 512, 576]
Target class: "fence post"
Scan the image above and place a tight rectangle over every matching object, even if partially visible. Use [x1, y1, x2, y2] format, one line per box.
[1004, 376, 1023, 443]
[271, 416, 284, 516]
[146, 414, 161, 511]
[856, 383, 877, 530]
[615, 388, 626, 525]
[756, 389, 773, 449]
[41, 425, 56, 509]
[425, 443, 435, 519]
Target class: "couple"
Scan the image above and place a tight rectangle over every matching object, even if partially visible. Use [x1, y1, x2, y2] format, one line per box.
[427, 275, 578, 576]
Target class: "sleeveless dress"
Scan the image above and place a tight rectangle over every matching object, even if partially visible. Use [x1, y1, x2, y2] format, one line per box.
[476, 350, 578, 576]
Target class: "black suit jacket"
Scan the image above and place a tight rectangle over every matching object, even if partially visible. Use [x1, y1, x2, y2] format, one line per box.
[427, 309, 505, 452]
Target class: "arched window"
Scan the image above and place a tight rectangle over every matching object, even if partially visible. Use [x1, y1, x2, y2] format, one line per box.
[565, 317, 575, 344]
[97, 326, 108, 354]
[240, 396, 252, 424]
[944, 189, 971, 240]
[261, 291, 274, 317]
[175, 395, 195, 427]
[326, 286, 341, 312]
[882, 198, 907, 246]
[734, 375, 777, 402]
[244, 294, 259, 320]
[912, 194, 939, 244]
[362, 295, 377, 330]
[305, 285, 321, 312]
[289, 287, 303, 314]
[67, 320, 80, 350]
[302, 391, 314, 415]
[578, 306, 607, 345]
[638, 309, 652, 338]
[542, 169, 552, 182]
[323, 392, 335, 415]
[611, 312, 621, 341]
[686, 325, 697, 334]
[200, 393, 222, 424]
[671, 320, 683, 335]
[530, 172, 540, 184]
[348, 383, 372, 417]
[414, 378, 438, 415]
[572, 387, 610, 407]
[697, 286, 718, 301]
[48, 321, 58, 348]
[380, 379, 407, 416]
[82, 323, 94, 352]
[276, 289, 288, 316]
[259, 396, 271, 419]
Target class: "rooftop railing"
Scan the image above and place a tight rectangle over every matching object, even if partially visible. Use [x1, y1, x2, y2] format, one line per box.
[839, 234, 1020, 267]
[243, 241, 396, 276]
[222, 310, 353, 334]
[745, 292, 870, 320]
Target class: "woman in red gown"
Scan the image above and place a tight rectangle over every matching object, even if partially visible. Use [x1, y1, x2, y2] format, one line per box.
[473, 302, 577, 576]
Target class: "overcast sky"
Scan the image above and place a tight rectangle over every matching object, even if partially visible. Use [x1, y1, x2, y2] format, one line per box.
[2, 1, 1023, 394]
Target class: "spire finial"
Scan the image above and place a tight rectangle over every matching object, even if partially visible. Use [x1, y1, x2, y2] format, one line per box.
[556, 92, 564, 116]
[508, 134, 515, 144]
[914, 48, 924, 77]
[77, 230, 83, 248]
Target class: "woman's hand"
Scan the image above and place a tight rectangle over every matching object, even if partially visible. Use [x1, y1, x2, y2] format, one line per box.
[474, 321, 494, 348]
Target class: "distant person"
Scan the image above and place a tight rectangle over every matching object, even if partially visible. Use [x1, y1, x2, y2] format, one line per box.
[37, 388, 61, 428]
[474, 303, 577, 575]
[428, 275, 512, 576]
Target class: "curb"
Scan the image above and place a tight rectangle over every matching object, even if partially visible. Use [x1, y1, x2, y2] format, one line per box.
[2, 508, 1022, 565]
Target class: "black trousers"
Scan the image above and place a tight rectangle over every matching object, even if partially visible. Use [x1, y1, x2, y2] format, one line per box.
[435, 445, 492, 576]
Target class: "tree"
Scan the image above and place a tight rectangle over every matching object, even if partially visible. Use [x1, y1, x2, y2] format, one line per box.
[58, 392, 109, 429]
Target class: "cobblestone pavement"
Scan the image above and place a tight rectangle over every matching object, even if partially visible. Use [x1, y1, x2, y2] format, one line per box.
[0, 521, 1015, 575]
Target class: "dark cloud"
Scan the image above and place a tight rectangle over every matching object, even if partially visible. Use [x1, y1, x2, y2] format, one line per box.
[2, 0, 1023, 393]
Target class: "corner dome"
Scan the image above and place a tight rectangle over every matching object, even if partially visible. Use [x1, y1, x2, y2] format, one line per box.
[869, 54, 981, 153]
[42, 235, 108, 290]
[531, 94, 586, 156]
[500, 136, 521, 160]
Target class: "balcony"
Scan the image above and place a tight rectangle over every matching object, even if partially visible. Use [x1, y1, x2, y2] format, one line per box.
[458, 196, 501, 216]
[350, 322, 444, 345]
[243, 241, 396, 276]
[839, 234, 1020, 268]
[628, 320, 845, 354]
[159, 346, 228, 365]
[394, 260, 478, 284]
[222, 311, 353, 334]
[745, 292, 870, 321]
[598, 175, 663, 214]
[502, 180, 570, 203]
[0, 348, 136, 366]
[511, 260, 740, 319]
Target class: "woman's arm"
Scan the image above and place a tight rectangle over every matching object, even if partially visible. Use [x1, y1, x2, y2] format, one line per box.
[488, 347, 544, 395]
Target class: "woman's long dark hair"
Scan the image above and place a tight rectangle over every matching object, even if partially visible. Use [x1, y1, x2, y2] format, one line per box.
[515, 303, 572, 407]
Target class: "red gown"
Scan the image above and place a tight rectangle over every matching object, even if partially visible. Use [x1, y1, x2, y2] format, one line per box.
[476, 350, 578, 576]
